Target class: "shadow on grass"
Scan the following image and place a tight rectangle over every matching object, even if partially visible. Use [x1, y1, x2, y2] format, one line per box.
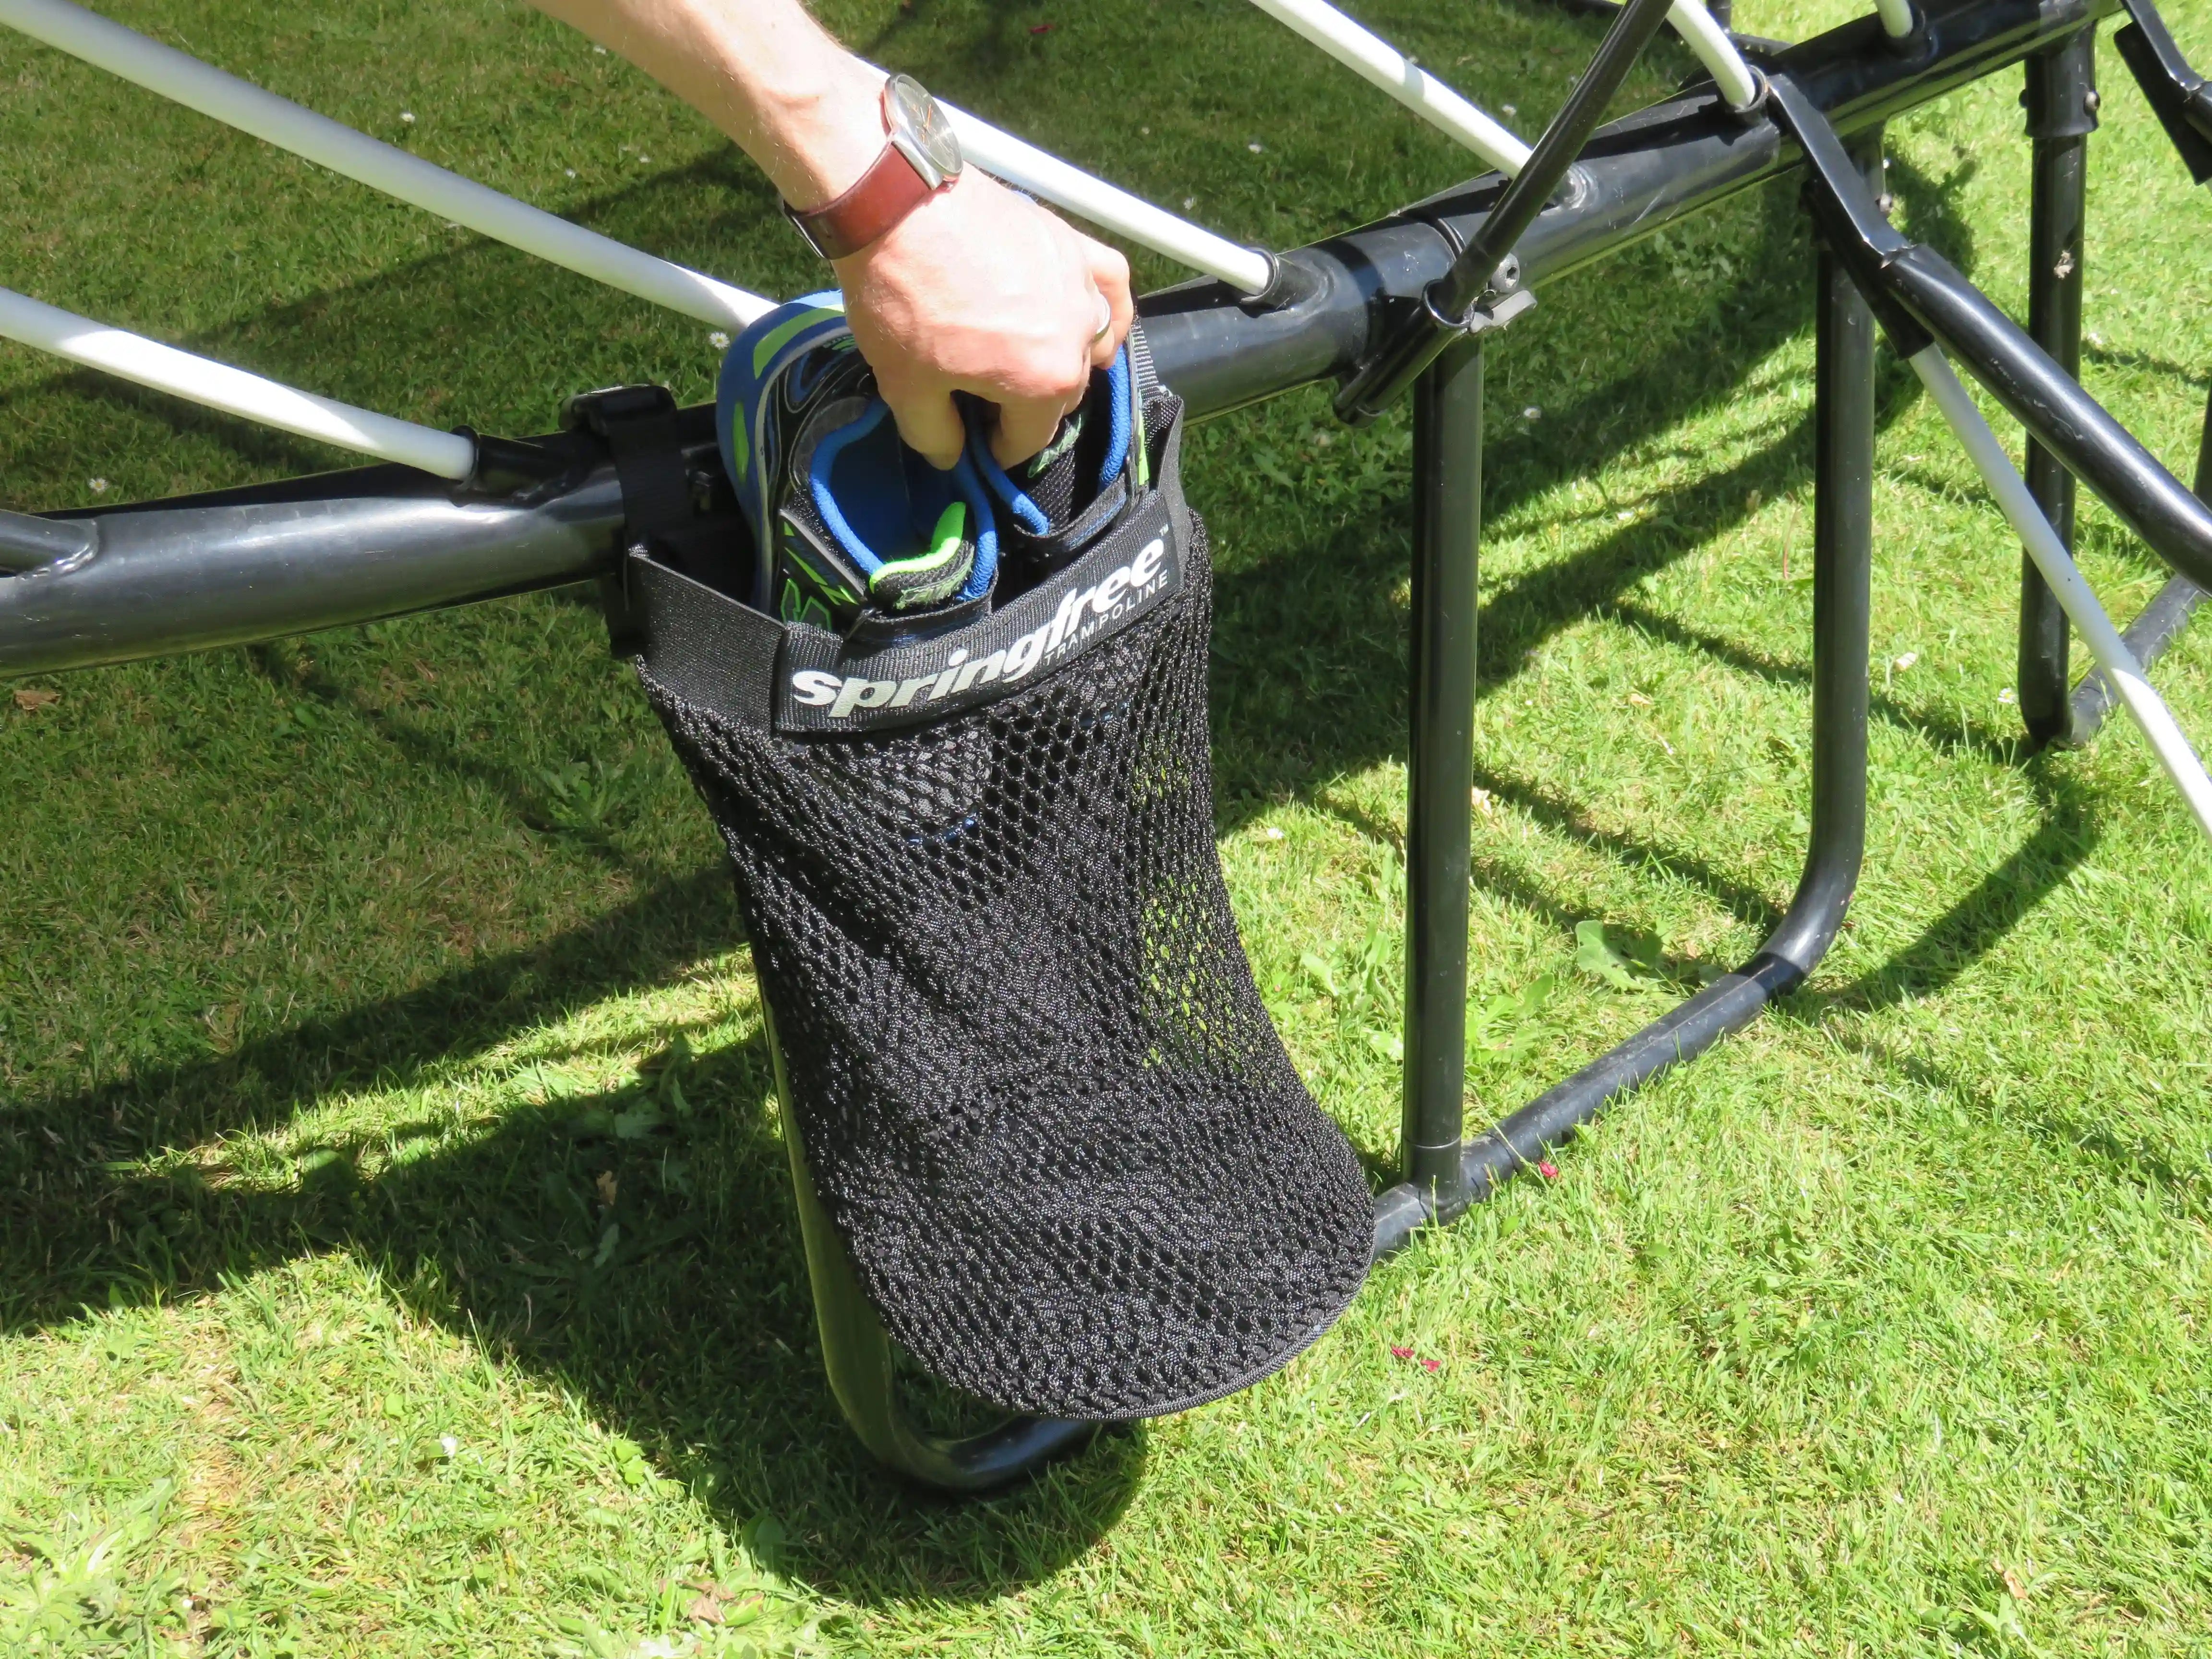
[0, 866, 1144, 1604]
[1852, 1035, 2212, 1219]
[1755, 758, 2212, 1221]
[1603, 599, 2027, 766]
[244, 639, 684, 883]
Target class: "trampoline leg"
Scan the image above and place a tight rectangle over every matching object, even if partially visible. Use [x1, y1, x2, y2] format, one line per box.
[764, 1011, 1099, 1491]
[1756, 156, 1877, 981]
[1373, 134, 1878, 1256]
[2017, 30, 2095, 747]
[1397, 337, 1485, 1230]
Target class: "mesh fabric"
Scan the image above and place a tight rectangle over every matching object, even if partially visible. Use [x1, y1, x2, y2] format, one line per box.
[640, 517, 1374, 1420]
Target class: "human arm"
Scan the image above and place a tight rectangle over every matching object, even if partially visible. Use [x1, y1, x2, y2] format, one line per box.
[524, 0, 1133, 467]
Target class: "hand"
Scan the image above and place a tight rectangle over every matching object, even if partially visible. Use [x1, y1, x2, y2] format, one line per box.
[519, 3, 1131, 469]
[834, 169, 1133, 470]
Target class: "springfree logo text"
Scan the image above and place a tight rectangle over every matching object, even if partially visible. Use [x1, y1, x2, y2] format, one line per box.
[789, 536, 1169, 721]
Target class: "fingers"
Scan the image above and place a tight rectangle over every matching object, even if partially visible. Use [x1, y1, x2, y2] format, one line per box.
[1083, 238, 1135, 370]
[837, 179, 1136, 472]
[880, 383, 967, 471]
[989, 392, 1069, 470]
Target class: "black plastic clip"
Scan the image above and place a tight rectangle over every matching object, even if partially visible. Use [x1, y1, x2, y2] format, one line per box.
[1239, 248, 1321, 314]
[1332, 263, 1538, 426]
[454, 430, 574, 502]
[1334, 0, 1678, 423]
[562, 385, 747, 657]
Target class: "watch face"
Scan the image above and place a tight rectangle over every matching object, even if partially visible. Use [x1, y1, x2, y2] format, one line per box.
[884, 73, 962, 186]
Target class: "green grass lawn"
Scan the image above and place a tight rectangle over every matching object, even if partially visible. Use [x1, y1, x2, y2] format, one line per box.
[7, 0, 2212, 1652]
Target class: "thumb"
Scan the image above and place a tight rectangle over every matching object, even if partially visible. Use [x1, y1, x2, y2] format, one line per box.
[879, 383, 967, 471]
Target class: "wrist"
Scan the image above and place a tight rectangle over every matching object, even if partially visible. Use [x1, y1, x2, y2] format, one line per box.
[825, 173, 945, 275]
[753, 60, 889, 210]
[785, 73, 963, 263]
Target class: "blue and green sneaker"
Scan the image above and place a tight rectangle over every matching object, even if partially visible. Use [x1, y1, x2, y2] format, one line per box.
[718, 292, 999, 631]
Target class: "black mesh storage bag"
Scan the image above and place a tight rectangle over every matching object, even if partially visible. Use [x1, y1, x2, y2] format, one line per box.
[630, 392, 1374, 1420]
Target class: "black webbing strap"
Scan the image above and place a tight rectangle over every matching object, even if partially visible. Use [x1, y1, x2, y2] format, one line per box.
[629, 550, 782, 729]
[563, 385, 694, 656]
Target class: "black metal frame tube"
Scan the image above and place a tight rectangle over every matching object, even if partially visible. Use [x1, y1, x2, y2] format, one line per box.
[0, 0, 2130, 683]
[0, 507, 96, 574]
[1872, 243, 2212, 592]
[1400, 338, 1484, 1224]
[1334, 0, 1683, 421]
[0, 465, 624, 675]
[2017, 29, 2097, 746]
[1373, 131, 1879, 1255]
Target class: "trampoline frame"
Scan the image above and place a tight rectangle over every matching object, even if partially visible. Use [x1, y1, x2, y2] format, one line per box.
[6, 0, 2212, 1489]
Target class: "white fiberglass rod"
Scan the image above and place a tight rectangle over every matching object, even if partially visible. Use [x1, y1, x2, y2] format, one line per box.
[1666, 0, 1762, 111]
[0, 287, 477, 479]
[1873, 0, 1918, 41]
[851, 65, 1274, 294]
[945, 101, 1277, 293]
[1241, 0, 1530, 175]
[0, 0, 773, 329]
[1912, 346, 2212, 842]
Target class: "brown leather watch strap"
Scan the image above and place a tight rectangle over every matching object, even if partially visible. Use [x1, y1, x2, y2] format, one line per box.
[786, 142, 937, 262]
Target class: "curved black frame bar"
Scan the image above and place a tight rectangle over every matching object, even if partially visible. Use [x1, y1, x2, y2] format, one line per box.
[1374, 128, 1882, 1253]
[764, 1009, 1100, 1491]
[1887, 243, 2212, 590]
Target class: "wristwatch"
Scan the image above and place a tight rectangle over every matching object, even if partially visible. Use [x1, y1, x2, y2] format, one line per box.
[786, 74, 963, 261]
